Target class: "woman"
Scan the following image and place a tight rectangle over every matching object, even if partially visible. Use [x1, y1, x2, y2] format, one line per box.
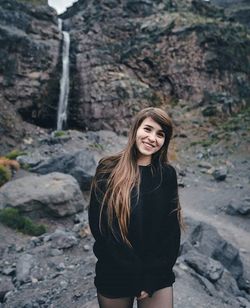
[88, 107, 182, 308]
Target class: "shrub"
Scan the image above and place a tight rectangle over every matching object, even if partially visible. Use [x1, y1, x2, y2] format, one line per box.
[53, 130, 66, 138]
[0, 165, 11, 187]
[0, 208, 47, 236]
[0, 157, 20, 172]
[5, 150, 26, 160]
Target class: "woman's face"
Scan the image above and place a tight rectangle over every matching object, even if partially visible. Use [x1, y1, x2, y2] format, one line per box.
[135, 117, 165, 165]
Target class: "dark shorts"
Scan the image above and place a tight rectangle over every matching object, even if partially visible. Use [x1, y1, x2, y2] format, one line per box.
[94, 262, 175, 299]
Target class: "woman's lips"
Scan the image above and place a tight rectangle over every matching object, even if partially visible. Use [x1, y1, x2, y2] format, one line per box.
[142, 141, 155, 149]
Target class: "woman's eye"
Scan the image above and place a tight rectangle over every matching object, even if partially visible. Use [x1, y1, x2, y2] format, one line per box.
[157, 132, 165, 138]
[144, 127, 151, 132]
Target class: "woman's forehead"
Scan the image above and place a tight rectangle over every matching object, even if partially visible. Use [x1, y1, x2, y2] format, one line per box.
[140, 117, 163, 130]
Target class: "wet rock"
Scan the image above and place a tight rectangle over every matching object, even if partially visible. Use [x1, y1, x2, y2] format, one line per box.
[0, 172, 84, 217]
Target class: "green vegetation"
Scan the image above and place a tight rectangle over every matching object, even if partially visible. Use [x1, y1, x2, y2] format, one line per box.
[89, 143, 105, 151]
[53, 130, 66, 138]
[0, 208, 47, 236]
[0, 165, 11, 187]
[5, 150, 26, 160]
[221, 106, 250, 132]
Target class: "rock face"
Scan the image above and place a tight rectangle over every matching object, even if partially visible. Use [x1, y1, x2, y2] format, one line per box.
[60, 0, 250, 134]
[0, 0, 61, 153]
[0, 172, 85, 217]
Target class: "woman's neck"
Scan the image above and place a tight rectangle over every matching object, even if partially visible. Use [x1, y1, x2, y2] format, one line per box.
[137, 156, 151, 166]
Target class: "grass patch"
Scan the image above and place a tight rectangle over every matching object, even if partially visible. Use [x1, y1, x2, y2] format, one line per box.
[0, 208, 47, 236]
[0, 165, 11, 187]
[5, 150, 27, 160]
[53, 130, 66, 138]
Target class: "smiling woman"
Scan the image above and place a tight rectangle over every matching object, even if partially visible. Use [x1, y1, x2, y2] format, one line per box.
[88, 107, 183, 308]
[48, 0, 77, 14]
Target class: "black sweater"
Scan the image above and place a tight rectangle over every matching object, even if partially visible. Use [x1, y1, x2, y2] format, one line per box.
[88, 163, 181, 297]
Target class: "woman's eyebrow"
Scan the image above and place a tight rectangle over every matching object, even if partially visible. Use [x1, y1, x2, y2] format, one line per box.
[144, 124, 164, 133]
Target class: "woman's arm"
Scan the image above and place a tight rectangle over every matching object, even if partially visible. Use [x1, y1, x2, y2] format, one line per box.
[88, 165, 143, 273]
[142, 165, 181, 295]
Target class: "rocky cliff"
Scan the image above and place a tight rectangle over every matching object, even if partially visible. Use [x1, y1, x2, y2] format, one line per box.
[0, 0, 250, 150]
[61, 0, 250, 134]
[0, 0, 60, 153]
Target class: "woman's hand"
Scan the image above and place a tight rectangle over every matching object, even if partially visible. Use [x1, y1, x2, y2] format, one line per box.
[137, 291, 149, 300]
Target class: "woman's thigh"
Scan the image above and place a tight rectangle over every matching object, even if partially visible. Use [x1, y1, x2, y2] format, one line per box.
[97, 293, 134, 308]
[137, 287, 173, 308]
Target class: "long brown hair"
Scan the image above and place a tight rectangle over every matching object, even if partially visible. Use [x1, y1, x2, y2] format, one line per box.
[92, 107, 183, 246]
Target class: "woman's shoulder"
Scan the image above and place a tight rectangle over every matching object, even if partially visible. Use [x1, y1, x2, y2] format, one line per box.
[161, 163, 177, 181]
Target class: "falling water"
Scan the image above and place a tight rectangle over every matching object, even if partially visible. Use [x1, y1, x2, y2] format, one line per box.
[57, 18, 70, 130]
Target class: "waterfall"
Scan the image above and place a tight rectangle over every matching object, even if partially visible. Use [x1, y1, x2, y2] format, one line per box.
[57, 18, 70, 131]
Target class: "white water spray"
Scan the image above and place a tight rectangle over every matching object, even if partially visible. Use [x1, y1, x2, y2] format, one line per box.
[57, 18, 70, 130]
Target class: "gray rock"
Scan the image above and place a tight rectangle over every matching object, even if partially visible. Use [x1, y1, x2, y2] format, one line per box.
[182, 217, 244, 281]
[189, 271, 218, 297]
[21, 130, 127, 191]
[183, 250, 224, 282]
[198, 162, 213, 169]
[0, 275, 14, 302]
[45, 229, 78, 249]
[2, 265, 15, 276]
[0, 172, 84, 217]
[212, 166, 227, 181]
[16, 254, 34, 284]
[215, 269, 242, 297]
[226, 199, 250, 216]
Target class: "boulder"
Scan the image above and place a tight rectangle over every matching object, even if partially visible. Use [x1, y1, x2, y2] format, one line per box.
[0, 172, 85, 217]
[30, 150, 99, 191]
[18, 129, 127, 190]
[183, 250, 224, 282]
[181, 217, 244, 281]
[226, 198, 250, 216]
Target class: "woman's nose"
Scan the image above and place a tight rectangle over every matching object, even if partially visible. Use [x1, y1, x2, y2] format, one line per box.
[147, 133, 156, 142]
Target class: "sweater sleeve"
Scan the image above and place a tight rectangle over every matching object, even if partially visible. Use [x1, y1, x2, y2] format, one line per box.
[142, 165, 181, 296]
[88, 164, 143, 274]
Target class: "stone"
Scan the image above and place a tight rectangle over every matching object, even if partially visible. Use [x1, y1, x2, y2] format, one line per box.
[16, 254, 34, 284]
[45, 229, 78, 249]
[212, 167, 227, 181]
[183, 250, 224, 282]
[226, 199, 250, 216]
[0, 172, 84, 217]
[182, 217, 244, 281]
[0, 275, 14, 302]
